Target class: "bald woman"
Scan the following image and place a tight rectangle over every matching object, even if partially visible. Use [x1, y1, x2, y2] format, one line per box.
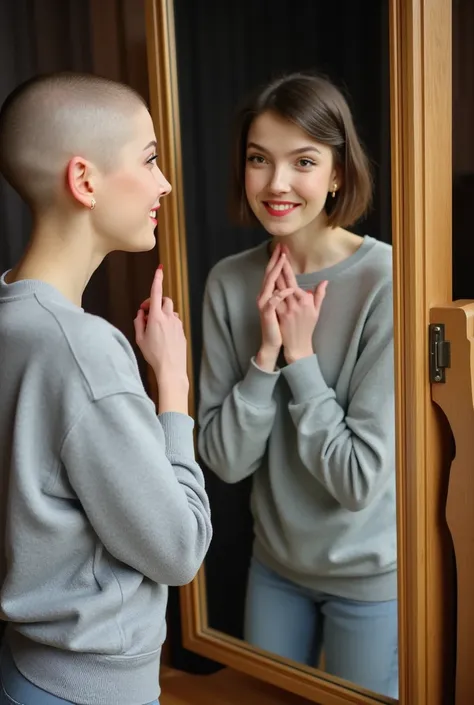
[0, 72, 212, 705]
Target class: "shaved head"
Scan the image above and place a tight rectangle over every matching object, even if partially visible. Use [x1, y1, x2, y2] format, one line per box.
[0, 72, 147, 209]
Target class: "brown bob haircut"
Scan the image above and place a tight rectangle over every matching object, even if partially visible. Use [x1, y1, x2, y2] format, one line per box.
[230, 72, 373, 229]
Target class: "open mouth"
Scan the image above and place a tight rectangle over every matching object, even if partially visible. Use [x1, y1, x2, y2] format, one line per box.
[149, 208, 158, 224]
[263, 201, 300, 217]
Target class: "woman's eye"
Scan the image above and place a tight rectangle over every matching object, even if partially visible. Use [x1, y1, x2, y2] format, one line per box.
[297, 158, 316, 168]
[147, 154, 158, 165]
[247, 155, 266, 165]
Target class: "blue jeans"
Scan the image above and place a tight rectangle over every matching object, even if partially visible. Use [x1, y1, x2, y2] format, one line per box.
[244, 558, 398, 699]
[0, 643, 159, 705]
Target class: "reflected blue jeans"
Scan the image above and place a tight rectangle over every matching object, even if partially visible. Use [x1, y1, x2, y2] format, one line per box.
[244, 558, 398, 699]
[0, 643, 159, 705]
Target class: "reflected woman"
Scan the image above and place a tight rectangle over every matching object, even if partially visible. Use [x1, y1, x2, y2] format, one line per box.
[198, 73, 397, 699]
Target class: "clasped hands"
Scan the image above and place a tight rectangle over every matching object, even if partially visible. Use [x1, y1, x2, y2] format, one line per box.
[256, 243, 328, 371]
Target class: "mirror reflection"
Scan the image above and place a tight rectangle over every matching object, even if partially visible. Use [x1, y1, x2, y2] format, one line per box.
[173, 0, 396, 700]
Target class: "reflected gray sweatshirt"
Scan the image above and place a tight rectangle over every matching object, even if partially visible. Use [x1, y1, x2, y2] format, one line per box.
[198, 236, 396, 601]
[0, 274, 212, 705]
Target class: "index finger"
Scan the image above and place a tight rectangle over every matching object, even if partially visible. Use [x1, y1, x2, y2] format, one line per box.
[148, 266, 164, 315]
[282, 257, 299, 290]
[259, 254, 285, 303]
[265, 243, 281, 274]
[313, 280, 328, 311]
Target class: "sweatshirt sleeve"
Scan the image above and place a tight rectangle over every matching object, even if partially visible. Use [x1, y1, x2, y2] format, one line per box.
[197, 274, 280, 483]
[281, 289, 394, 512]
[60, 394, 212, 586]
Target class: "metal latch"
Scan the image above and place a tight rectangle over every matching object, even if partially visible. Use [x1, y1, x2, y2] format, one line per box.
[429, 323, 451, 383]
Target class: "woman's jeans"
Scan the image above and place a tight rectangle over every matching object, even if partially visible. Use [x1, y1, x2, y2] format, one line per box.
[244, 558, 398, 699]
[0, 642, 159, 705]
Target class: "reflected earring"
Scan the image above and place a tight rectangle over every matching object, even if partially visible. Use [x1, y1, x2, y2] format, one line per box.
[331, 183, 337, 199]
[90, 198, 96, 210]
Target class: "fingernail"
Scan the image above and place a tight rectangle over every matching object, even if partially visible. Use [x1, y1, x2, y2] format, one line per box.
[158, 264, 163, 270]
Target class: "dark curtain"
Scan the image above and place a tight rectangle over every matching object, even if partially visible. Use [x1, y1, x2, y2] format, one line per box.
[0, 0, 156, 385]
[0, 1, 93, 277]
[452, 0, 474, 300]
[168, 0, 391, 673]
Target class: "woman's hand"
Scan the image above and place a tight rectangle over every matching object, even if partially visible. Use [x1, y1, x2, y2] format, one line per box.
[275, 248, 328, 365]
[256, 243, 295, 371]
[135, 267, 189, 414]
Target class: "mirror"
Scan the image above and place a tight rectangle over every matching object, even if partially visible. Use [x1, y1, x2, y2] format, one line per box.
[173, 1, 395, 701]
[145, 0, 455, 704]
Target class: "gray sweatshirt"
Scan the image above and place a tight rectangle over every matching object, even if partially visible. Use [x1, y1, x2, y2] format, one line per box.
[198, 236, 396, 602]
[0, 274, 212, 705]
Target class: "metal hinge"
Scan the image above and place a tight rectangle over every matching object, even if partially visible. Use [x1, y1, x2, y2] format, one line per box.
[429, 323, 451, 383]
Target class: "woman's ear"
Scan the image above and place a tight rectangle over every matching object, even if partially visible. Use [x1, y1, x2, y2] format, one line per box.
[331, 165, 343, 191]
[66, 156, 96, 209]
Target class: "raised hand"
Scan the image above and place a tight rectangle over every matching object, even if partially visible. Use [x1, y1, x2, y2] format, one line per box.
[134, 267, 189, 414]
[256, 243, 295, 371]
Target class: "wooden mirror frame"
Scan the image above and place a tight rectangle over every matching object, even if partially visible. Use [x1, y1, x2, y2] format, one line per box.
[145, 1, 455, 704]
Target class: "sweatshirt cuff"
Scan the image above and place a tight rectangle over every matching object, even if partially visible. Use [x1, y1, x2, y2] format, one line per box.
[237, 357, 281, 407]
[281, 354, 328, 403]
[158, 412, 196, 457]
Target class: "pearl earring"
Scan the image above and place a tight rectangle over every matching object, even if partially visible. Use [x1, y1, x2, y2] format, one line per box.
[331, 183, 338, 199]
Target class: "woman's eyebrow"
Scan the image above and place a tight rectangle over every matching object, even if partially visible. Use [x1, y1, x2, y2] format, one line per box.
[247, 141, 321, 155]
